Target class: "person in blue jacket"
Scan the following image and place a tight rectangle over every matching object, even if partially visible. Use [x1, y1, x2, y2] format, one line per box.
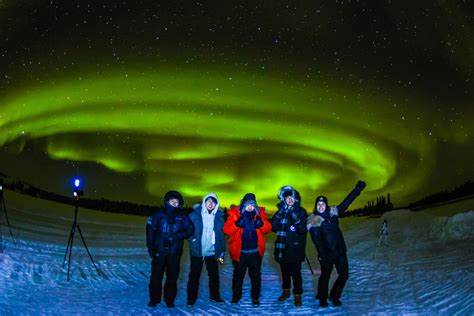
[146, 190, 194, 308]
[186, 192, 226, 307]
[307, 180, 366, 307]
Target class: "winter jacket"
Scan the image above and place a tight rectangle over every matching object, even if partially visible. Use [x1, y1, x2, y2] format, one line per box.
[309, 181, 365, 260]
[223, 205, 272, 262]
[188, 193, 226, 259]
[272, 187, 308, 263]
[146, 191, 194, 257]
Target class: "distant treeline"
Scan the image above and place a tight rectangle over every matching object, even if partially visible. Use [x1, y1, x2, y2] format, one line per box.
[407, 181, 474, 209]
[2, 174, 473, 217]
[2, 179, 199, 216]
[342, 193, 394, 217]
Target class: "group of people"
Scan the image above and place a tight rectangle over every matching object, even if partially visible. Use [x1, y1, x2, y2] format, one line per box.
[145, 180, 366, 309]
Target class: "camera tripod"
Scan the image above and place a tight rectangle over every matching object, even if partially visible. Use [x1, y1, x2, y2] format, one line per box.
[62, 197, 101, 281]
[1, 188, 16, 252]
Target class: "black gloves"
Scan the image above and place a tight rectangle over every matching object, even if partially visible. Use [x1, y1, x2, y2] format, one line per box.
[356, 180, 366, 192]
[148, 249, 156, 259]
[235, 216, 245, 228]
[289, 210, 300, 223]
[254, 215, 264, 228]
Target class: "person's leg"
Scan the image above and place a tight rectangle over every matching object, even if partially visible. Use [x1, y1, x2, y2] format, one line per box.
[149, 255, 166, 305]
[291, 262, 303, 295]
[163, 254, 181, 307]
[187, 256, 204, 305]
[205, 256, 222, 301]
[317, 258, 333, 306]
[231, 256, 247, 303]
[278, 262, 291, 301]
[329, 254, 349, 306]
[247, 253, 262, 302]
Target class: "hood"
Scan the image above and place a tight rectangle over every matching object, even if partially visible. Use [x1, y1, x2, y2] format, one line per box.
[277, 185, 301, 208]
[201, 192, 220, 215]
[164, 190, 184, 209]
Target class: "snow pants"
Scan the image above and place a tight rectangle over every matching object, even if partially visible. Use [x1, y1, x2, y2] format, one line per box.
[317, 253, 349, 301]
[232, 252, 262, 300]
[187, 255, 221, 303]
[280, 261, 303, 294]
[149, 253, 181, 305]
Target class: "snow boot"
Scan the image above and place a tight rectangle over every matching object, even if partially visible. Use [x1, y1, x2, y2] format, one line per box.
[147, 301, 158, 308]
[278, 289, 291, 302]
[330, 297, 342, 306]
[294, 294, 302, 307]
[319, 299, 328, 307]
[211, 297, 225, 304]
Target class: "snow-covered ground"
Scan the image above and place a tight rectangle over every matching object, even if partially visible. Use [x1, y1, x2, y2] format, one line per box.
[1, 190, 473, 315]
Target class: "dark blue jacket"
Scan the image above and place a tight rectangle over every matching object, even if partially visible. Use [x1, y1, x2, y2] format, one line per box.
[310, 182, 365, 259]
[188, 204, 226, 259]
[146, 206, 194, 256]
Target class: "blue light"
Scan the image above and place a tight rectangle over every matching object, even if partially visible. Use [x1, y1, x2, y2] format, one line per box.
[74, 179, 81, 188]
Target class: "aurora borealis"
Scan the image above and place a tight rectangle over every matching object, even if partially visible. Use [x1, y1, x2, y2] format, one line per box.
[0, 1, 473, 210]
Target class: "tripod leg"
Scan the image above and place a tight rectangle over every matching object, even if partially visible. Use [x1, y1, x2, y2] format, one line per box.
[2, 198, 16, 245]
[77, 225, 101, 275]
[62, 224, 75, 267]
[66, 225, 76, 282]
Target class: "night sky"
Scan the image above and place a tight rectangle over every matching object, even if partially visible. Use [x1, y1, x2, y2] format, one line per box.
[0, 1, 473, 210]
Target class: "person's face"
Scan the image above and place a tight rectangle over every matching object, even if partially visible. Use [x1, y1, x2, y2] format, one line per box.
[316, 201, 326, 213]
[285, 195, 295, 206]
[169, 198, 180, 208]
[205, 198, 216, 211]
[245, 203, 255, 212]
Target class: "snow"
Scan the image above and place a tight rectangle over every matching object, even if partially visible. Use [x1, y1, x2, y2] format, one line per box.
[1, 190, 473, 315]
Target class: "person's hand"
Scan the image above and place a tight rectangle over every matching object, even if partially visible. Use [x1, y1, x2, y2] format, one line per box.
[148, 249, 156, 259]
[307, 214, 324, 230]
[356, 180, 366, 191]
[289, 210, 300, 223]
[235, 216, 245, 228]
[217, 252, 225, 264]
[254, 215, 264, 228]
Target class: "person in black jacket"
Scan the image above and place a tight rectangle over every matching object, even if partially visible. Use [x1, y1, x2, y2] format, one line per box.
[271, 186, 308, 307]
[307, 180, 366, 307]
[146, 190, 194, 308]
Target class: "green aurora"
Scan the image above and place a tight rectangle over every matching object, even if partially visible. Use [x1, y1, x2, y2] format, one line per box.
[1, 66, 471, 210]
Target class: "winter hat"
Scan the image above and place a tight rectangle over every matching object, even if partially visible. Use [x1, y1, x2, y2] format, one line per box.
[164, 190, 184, 208]
[240, 193, 258, 212]
[314, 195, 328, 208]
[278, 185, 296, 201]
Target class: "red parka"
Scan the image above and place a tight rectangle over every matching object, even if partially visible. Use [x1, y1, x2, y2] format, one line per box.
[223, 205, 272, 262]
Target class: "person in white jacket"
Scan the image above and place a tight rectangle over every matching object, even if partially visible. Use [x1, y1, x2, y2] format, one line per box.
[186, 193, 226, 307]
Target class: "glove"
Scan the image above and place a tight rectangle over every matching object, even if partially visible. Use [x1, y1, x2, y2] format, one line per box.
[163, 237, 174, 249]
[356, 180, 366, 192]
[217, 252, 225, 264]
[235, 216, 245, 228]
[307, 214, 324, 230]
[254, 215, 264, 228]
[289, 210, 300, 223]
[148, 249, 156, 259]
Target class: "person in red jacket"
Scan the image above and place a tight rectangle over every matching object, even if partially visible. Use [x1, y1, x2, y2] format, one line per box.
[223, 193, 271, 306]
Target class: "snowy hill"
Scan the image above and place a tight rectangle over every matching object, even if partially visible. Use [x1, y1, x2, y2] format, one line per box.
[1, 190, 473, 315]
